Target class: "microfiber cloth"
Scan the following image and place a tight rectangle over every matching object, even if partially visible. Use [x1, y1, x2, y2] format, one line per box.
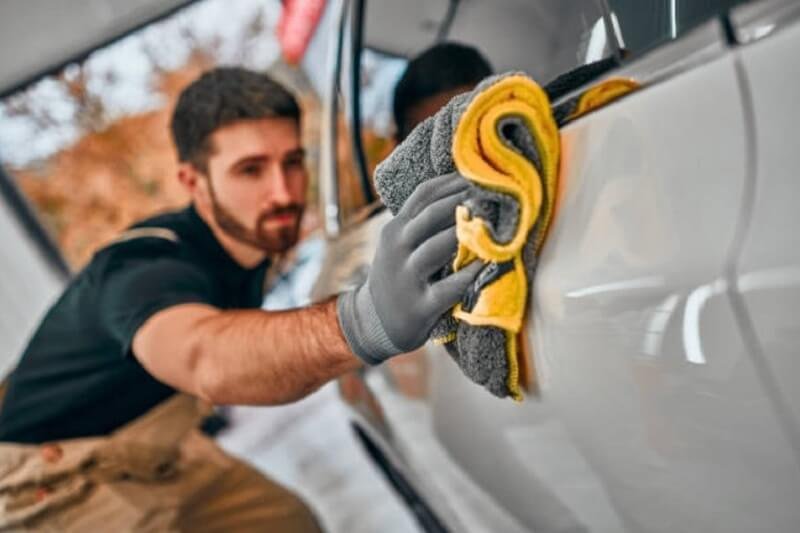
[375, 72, 559, 401]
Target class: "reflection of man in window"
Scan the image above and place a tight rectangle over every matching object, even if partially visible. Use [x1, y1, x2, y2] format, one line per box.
[0, 67, 481, 531]
[393, 42, 493, 142]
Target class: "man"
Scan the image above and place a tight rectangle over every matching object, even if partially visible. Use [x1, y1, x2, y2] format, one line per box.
[0, 67, 481, 531]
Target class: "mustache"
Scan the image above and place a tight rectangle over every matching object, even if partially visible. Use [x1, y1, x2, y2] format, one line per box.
[258, 204, 304, 222]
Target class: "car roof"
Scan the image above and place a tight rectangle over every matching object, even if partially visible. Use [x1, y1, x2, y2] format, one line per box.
[0, 0, 196, 97]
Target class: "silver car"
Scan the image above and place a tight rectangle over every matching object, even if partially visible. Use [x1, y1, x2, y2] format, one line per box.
[311, 0, 800, 531]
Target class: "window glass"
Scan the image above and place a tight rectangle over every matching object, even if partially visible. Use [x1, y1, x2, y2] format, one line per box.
[330, 0, 757, 229]
[608, 0, 753, 57]
[335, 44, 405, 223]
[444, 1, 609, 83]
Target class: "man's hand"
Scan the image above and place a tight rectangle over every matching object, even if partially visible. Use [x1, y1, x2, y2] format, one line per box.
[337, 172, 483, 364]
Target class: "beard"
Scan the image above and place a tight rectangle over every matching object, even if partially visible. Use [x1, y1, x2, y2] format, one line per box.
[208, 187, 304, 255]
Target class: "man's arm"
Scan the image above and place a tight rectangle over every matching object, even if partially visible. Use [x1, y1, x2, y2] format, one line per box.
[132, 172, 480, 407]
[132, 297, 360, 405]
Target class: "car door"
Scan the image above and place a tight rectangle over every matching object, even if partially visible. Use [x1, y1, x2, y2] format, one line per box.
[527, 3, 800, 532]
[311, 1, 800, 531]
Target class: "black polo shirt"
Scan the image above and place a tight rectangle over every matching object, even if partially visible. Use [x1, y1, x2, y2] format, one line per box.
[0, 205, 270, 443]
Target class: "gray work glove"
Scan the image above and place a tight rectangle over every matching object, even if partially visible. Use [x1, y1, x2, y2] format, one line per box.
[337, 172, 483, 365]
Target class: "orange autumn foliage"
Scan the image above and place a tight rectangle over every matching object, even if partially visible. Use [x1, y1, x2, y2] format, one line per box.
[15, 60, 214, 268]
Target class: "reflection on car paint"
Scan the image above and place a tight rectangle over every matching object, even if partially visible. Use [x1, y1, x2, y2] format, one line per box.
[682, 279, 727, 365]
[565, 276, 664, 299]
[642, 293, 681, 357]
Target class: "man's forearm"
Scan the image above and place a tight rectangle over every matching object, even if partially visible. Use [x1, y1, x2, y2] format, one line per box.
[190, 297, 361, 405]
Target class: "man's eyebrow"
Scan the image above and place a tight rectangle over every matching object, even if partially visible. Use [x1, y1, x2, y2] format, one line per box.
[283, 148, 306, 159]
[230, 155, 269, 172]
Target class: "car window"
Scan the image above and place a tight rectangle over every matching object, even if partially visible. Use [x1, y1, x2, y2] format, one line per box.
[325, 0, 759, 232]
[446, 1, 609, 83]
[608, 0, 753, 57]
[334, 47, 405, 224]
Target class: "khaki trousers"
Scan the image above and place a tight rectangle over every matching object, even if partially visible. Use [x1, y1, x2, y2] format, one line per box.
[0, 394, 323, 532]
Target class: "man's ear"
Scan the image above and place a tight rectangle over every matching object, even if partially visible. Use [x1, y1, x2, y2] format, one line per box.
[177, 162, 200, 193]
[179, 162, 214, 212]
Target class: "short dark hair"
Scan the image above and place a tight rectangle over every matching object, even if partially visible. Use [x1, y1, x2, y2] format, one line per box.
[393, 42, 493, 141]
[170, 67, 300, 171]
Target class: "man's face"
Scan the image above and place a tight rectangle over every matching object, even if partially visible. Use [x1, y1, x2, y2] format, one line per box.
[200, 117, 307, 255]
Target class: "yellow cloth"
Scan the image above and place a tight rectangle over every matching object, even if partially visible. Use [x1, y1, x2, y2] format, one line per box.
[568, 77, 639, 121]
[449, 75, 560, 401]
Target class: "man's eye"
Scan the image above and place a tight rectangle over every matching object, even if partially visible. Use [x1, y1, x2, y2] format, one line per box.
[241, 164, 261, 176]
[285, 158, 304, 170]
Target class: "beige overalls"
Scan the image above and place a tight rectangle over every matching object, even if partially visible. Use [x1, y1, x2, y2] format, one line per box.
[0, 393, 323, 532]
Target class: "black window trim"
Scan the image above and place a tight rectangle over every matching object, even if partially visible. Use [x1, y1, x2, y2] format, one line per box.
[0, 164, 70, 280]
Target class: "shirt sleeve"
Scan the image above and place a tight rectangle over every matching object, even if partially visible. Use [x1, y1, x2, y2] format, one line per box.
[98, 250, 220, 358]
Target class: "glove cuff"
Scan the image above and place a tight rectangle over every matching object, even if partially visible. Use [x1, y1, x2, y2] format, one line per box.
[336, 284, 402, 365]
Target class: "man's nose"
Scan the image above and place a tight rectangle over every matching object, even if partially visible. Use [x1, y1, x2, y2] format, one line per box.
[265, 164, 293, 206]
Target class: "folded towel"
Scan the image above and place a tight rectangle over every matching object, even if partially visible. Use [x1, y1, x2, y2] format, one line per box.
[375, 72, 559, 401]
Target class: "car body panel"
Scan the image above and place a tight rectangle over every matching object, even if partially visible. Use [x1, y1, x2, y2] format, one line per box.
[530, 51, 800, 532]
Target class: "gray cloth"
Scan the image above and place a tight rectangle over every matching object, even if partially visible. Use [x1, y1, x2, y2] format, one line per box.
[374, 72, 544, 398]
